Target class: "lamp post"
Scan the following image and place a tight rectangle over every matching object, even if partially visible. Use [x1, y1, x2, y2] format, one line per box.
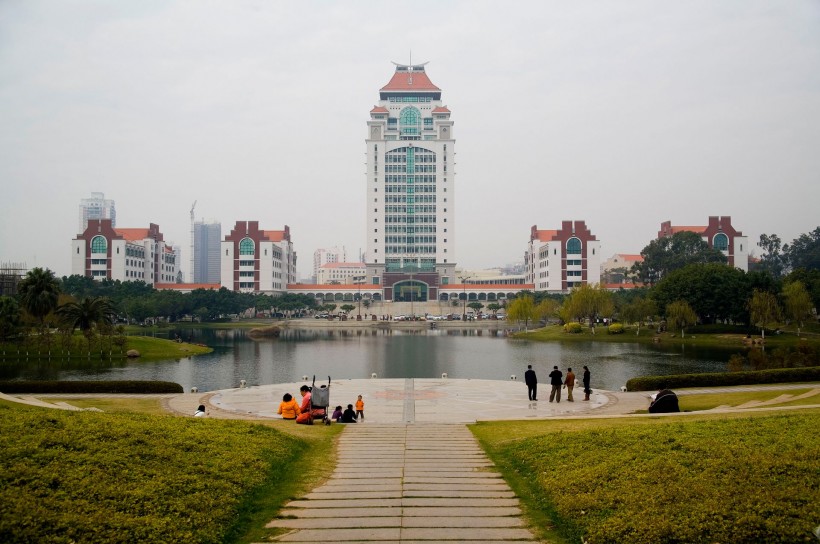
[354, 275, 364, 318]
[459, 274, 471, 321]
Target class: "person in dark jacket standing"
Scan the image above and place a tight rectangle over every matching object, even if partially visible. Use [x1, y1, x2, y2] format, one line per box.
[549, 366, 563, 403]
[524, 365, 538, 401]
[582, 365, 591, 401]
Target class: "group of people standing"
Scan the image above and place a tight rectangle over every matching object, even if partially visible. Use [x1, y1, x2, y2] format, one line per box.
[525, 364, 591, 402]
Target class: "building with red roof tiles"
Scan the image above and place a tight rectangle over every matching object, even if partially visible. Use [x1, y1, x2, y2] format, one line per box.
[365, 62, 457, 302]
[658, 217, 748, 271]
[71, 219, 180, 284]
[525, 221, 601, 292]
[220, 221, 296, 294]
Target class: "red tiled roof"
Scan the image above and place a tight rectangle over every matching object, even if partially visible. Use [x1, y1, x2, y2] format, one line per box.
[287, 283, 380, 291]
[619, 254, 644, 262]
[533, 230, 559, 242]
[115, 228, 149, 241]
[381, 70, 440, 92]
[441, 284, 534, 291]
[670, 225, 707, 234]
[370, 106, 389, 113]
[432, 106, 450, 113]
[263, 230, 287, 242]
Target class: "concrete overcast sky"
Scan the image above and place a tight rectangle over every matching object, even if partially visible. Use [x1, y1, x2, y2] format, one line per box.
[1, 0, 819, 281]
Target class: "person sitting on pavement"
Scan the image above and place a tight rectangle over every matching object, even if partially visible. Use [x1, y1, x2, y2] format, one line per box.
[648, 388, 680, 413]
[194, 404, 207, 417]
[331, 405, 343, 422]
[341, 404, 358, 423]
[296, 385, 313, 424]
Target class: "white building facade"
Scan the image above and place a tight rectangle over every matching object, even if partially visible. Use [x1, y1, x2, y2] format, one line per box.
[525, 221, 601, 293]
[72, 219, 179, 284]
[220, 221, 296, 294]
[658, 216, 748, 272]
[365, 62, 457, 302]
[316, 262, 367, 285]
[313, 247, 344, 282]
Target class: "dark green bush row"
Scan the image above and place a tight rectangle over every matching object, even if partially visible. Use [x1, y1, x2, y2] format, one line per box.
[626, 366, 820, 391]
[687, 323, 758, 334]
[0, 380, 183, 394]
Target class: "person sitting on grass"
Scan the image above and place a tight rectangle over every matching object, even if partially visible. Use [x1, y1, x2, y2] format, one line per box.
[277, 393, 301, 420]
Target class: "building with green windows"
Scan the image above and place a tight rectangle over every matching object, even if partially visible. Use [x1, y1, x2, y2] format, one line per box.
[525, 221, 602, 292]
[364, 63, 457, 302]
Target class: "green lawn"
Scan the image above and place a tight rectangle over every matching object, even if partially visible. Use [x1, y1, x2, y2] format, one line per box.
[0, 401, 341, 543]
[471, 411, 820, 544]
[678, 388, 819, 411]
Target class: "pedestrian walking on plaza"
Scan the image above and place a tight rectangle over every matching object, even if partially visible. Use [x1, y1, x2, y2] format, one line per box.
[524, 364, 538, 401]
[549, 366, 563, 403]
[583, 365, 591, 401]
[564, 367, 576, 402]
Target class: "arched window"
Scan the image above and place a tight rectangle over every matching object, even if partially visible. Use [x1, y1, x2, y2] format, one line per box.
[239, 238, 255, 256]
[713, 233, 729, 251]
[91, 236, 107, 254]
[567, 237, 582, 255]
[400, 107, 421, 137]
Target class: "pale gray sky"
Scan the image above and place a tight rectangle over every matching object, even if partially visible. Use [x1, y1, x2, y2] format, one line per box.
[1, 0, 819, 280]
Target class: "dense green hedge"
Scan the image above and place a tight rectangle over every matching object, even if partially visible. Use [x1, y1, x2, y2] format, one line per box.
[564, 322, 583, 334]
[608, 323, 624, 334]
[0, 380, 183, 394]
[626, 366, 820, 391]
[0, 407, 304, 543]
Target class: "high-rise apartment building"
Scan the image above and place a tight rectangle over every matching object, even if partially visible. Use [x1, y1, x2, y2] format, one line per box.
[193, 220, 222, 284]
[79, 192, 116, 232]
[313, 247, 344, 283]
[365, 62, 457, 302]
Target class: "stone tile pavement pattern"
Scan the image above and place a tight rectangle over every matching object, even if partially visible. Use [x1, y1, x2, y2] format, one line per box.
[267, 423, 538, 543]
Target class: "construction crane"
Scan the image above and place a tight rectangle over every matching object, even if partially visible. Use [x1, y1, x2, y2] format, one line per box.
[189, 200, 196, 283]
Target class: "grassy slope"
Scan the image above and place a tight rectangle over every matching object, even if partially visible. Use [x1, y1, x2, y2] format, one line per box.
[471, 410, 820, 544]
[125, 336, 211, 359]
[0, 401, 341, 544]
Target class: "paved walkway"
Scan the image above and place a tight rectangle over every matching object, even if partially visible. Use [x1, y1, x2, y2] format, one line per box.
[267, 423, 538, 543]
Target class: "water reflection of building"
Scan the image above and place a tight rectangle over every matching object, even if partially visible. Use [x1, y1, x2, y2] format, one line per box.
[364, 62, 457, 302]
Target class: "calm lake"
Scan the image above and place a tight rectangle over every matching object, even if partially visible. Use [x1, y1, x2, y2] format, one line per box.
[2, 327, 740, 392]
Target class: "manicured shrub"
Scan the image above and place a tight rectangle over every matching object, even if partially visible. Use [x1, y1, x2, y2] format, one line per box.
[608, 323, 624, 334]
[0, 381, 183, 394]
[564, 322, 583, 334]
[625, 366, 820, 391]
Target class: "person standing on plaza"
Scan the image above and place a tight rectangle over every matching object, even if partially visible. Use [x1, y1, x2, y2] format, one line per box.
[564, 367, 576, 402]
[583, 365, 591, 401]
[355, 394, 365, 420]
[549, 365, 563, 403]
[524, 364, 538, 401]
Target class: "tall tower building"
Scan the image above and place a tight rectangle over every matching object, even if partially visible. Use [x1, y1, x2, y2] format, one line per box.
[193, 220, 222, 284]
[79, 192, 116, 232]
[365, 62, 457, 302]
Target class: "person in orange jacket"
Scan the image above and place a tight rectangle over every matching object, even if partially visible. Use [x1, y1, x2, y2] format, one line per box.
[355, 394, 364, 420]
[277, 392, 301, 420]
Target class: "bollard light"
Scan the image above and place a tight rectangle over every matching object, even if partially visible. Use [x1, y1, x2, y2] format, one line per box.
[302, 375, 309, 381]
[621, 386, 627, 392]
[191, 387, 198, 393]
[240, 380, 246, 389]
[441, 372, 448, 379]
[371, 373, 377, 379]
[510, 375, 517, 380]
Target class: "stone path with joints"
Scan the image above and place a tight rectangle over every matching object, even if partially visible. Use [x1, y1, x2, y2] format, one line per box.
[267, 423, 538, 543]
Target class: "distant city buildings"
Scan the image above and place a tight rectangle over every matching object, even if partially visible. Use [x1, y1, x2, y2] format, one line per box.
[79, 192, 116, 232]
[316, 262, 366, 285]
[313, 247, 344, 283]
[71, 219, 179, 284]
[525, 221, 601, 292]
[220, 221, 296, 294]
[0, 262, 27, 296]
[193, 220, 222, 284]
[658, 216, 748, 271]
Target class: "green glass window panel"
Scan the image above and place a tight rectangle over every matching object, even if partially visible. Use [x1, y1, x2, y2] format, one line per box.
[239, 238, 255, 255]
[400, 107, 421, 137]
[567, 238, 582, 255]
[713, 233, 729, 251]
[91, 236, 107, 254]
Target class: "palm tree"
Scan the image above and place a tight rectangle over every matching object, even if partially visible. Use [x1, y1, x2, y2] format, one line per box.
[57, 297, 117, 352]
[17, 267, 61, 326]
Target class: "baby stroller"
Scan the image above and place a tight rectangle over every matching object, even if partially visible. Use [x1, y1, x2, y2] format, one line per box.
[310, 375, 331, 425]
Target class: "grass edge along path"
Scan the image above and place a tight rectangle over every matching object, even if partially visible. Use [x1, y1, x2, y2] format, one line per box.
[0, 401, 342, 544]
[470, 410, 820, 544]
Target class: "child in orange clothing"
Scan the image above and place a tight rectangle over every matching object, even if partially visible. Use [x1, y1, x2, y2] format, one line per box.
[355, 395, 364, 420]
[277, 393, 301, 420]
